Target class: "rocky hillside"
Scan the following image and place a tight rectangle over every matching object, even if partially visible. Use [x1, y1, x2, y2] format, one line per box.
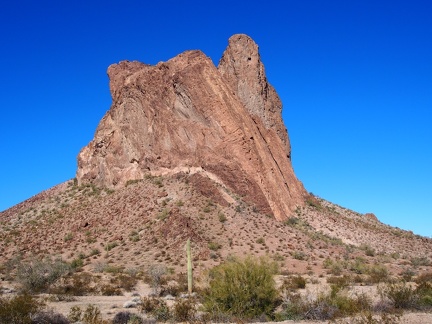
[1, 175, 431, 278]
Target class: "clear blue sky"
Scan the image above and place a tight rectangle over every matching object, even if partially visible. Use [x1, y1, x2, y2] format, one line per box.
[1, 1, 431, 237]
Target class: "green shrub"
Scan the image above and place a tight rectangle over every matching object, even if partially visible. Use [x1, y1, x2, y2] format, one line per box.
[279, 285, 371, 320]
[100, 283, 122, 296]
[203, 256, 279, 320]
[367, 264, 389, 283]
[218, 211, 227, 222]
[68, 305, 82, 322]
[305, 194, 322, 210]
[161, 273, 189, 297]
[380, 282, 418, 309]
[400, 268, 416, 282]
[285, 217, 300, 226]
[68, 304, 105, 324]
[16, 257, 71, 293]
[410, 256, 431, 267]
[114, 274, 138, 292]
[139, 297, 171, 321]
[70, 257, 84, 269]
[208, 241, 221, 251]
[129, 231, 140, 242]
[281, 275, 307, 290]
[380, 281, 432, 311]
[50, 272, 96, 296]
[415, 272, 432, 284]
[292, 250, 307, 260]
[105, 241, 118, 251]
[147, 264, 167, 295]
[350, 257, 369, 274]
[330, 262, 344, 276]
[416, 281, 432, 308]
[0, 294, 44, 324]
[327, 275, 351, 290]
[361, 244, 376, 257]
[139, 296, 161, 314]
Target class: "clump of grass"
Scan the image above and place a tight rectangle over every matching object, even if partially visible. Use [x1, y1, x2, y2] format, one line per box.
[218, 211, 227, 222]
[208, 241, 221, 251]
[64, 232, 73, 242]
[292, 250, 308, 261]
[129, 230, 140, 242]
[360, 244, 376, 257]
[158, 208, 170, 220]
[105, 241, 118, 251]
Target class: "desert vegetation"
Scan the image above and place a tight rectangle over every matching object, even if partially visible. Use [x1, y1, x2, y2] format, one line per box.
[1, 252, 432, 323]
[1, 177, 432, 322]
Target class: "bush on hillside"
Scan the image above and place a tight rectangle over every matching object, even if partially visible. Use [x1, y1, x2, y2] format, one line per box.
[16, 257, 71, 293]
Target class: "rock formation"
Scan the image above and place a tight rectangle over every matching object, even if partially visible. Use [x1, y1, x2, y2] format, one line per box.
[76, 34, 306, 220]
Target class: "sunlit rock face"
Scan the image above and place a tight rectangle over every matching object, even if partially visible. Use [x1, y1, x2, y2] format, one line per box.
[77, 34, 306, 220]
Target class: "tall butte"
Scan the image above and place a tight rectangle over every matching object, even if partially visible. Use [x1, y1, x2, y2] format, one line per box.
[77, 34, 307, 220]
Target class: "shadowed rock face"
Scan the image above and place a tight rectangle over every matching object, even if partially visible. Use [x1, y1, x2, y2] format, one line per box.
[77, 34, 306, 220]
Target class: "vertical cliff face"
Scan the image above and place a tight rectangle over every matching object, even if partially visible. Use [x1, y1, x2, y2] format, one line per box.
[218, 34, 291, 157]
[76, 34, 306, 220]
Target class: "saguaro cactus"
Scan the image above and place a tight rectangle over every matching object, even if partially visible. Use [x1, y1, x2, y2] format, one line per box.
[186, 238, 193, 294]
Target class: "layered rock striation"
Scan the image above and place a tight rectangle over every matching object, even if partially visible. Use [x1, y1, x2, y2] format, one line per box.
[77, 34, 306, 220]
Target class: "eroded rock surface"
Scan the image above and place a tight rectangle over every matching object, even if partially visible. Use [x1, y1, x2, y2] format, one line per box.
[77, 34, 306, 220]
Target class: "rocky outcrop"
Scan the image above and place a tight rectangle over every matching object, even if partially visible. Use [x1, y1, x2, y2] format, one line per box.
[76, 34, 306, 220]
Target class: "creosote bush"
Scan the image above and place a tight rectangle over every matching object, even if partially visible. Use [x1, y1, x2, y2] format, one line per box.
[279, 285, 372, 321]
[50, 272, 96, 296]
[380, 281, 432, 310]
[173, 298, 197, 322]
[0, 293, 44, 324]
[281, 275, 307, 290]
[203, 256, 279, 320]
[67, 304, 108, 324]
[16, 257, 72, 293]
[146, 264, 167, 295]
[139, 297, 171, 321]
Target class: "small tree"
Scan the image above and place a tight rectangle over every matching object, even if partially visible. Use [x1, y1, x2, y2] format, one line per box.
[147, 264, 167, 295]
[16, 257, 71, 293]
[204, 256, 279, 320]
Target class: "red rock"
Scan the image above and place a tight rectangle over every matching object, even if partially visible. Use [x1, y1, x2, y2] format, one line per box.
[364, 213, 378, 221]
[76, 34, 306, 221]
